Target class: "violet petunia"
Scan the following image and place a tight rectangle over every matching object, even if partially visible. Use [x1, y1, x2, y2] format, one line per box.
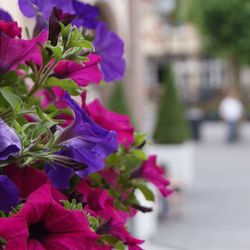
[0, 117, 21, 161]
[45, 163, 73, 190]
[0, 9, 13, 22]
[94, 22, 126, 82]
[72, 0, 99, 29]
[0, 175, 19, 213]
[18, 0, 75, 34]
[0, 29, 47, 73]
[46, 92, 118, 189]
[54, 54, 103, 86]
[87, 98, 134, 148]
[0, 184, 98, 250]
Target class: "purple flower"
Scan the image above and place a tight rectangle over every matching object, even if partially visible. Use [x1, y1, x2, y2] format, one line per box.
[45, 163, 73, 190]
[94, 22, 126, 82]
[46, 92, 118, 189]
[0, 175, 19, 213]
[18, 0, 74, 33]
[72, 0, 99, 29]
[0, 118, 21, 161]
[0, 9, 13, 22]
[18, 0, 74, 19]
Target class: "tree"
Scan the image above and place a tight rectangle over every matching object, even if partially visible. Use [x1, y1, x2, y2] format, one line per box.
[153, 64, 190, 144]
[108, 82, 130, 115]
[186, 0, 250, 91]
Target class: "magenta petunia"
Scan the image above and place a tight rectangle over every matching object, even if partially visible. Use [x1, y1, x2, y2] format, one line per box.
[4, 164, 49, 198]
[0, 29, 47, 73]
[76, 181, 143, 249]
[54, 54, 103, 86]
[77, 180, 119, 220]
[96, 218, 144, 249]
[87, 98, 134, 148]
[133, 155, 172, 197]
[0, 21, 21, 38]
[0, 184, 98, 250]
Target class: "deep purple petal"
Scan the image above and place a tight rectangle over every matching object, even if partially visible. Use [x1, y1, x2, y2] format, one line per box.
[0, 118, 21, 160]
[45, 163, 73, 190]
[94, 22, 126, 82]
[18, 0, 37, 17]
[72, 0, 99, 29]
[19, 0, 74, 19]
[57, 93, 118, 177]
[0, 9, 13, 22]
[0, 175, 19, 213]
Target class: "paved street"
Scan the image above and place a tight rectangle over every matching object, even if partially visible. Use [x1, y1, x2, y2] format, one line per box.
[152, 122, 250, 250]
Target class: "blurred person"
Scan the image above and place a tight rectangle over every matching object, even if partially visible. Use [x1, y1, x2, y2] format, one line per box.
[219, 90, 244, 143]
[187, 106, 204, 141]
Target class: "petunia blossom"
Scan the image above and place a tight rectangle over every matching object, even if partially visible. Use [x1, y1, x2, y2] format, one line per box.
[132, 155, 172, 197]
[72, 0, 99, 29]
[0, 9, 13, 22]
[0, 29, 47, 73]
[46, 92, 118, 189]
[0, 175, 19, 213]
[0, 184, 98, 250]
[94, 22, 125, 82]
[4, 164, 49, 198]
[87, 98, 134, 147]
[0, 21, 21, 38]
[18, 0, 75, 34]
[54, 54, 103, 86]
[0, 117, 21, 161]
[96, 218, 144, 249]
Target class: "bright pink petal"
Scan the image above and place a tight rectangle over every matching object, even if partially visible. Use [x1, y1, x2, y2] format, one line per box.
[54, 54, 103, 86]
[0, 30, 47, 73]
[87, 99, 134, 147]
[0, 21, 21, 38]
[4, 165, 49, 198]
[141, 155, 172, 197]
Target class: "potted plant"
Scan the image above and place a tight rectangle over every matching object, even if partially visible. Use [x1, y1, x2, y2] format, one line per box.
[150, 63, 194, 187]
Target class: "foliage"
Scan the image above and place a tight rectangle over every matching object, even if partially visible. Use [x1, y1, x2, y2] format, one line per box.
[153, 64, 190, 144]
[186, 0, 250, 64]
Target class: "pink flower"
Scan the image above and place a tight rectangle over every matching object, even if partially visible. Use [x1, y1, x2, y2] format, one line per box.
[96, 219, 144, 249]
[4, 164, 49, 198]
[0, 21, 21, 38]
[0, 30, 47, 73]
[0, 184, 98, 250]
[54, 54, 103, 86]
[76, 180, 119, 220]
[87, 98, 134, 147]
[77, 181, 143, 248]
[133, 155, 172, 197]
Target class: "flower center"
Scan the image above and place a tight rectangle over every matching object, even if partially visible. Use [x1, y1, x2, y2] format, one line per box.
[29, 222, 50, 241]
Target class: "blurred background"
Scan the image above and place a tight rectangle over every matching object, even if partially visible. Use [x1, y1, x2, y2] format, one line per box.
[2, 0, 250, 249]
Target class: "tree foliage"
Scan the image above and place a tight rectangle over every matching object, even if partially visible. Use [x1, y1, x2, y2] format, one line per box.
[187, 0, 250, 64]
[153, 64, 190, 144]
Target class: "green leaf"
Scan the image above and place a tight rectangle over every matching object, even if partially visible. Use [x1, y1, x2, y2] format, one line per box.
[106, 154, 121, 167]
[134, 132, 147, 147]
[46, 77, 82, 96]
[136, 182, 155, 201]
[0, 88, 22, 113]
[131, 149, 147, 161]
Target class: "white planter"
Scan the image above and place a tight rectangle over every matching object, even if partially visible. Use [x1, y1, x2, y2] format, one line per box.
[132, 185, 160, 241]
[147, 142, 195, 188]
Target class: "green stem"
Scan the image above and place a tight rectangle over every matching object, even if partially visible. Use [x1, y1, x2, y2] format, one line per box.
[28, 60, 59, 97]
